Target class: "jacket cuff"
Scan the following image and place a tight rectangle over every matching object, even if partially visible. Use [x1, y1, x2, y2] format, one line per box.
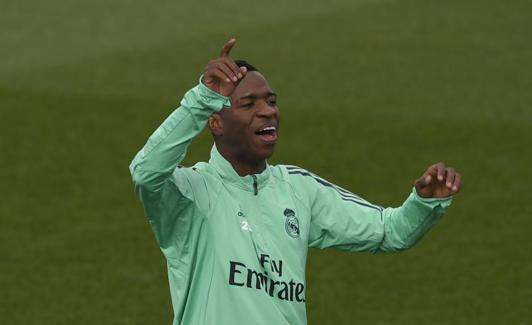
[410, 187, 453, 211]
[195, 75, 231, 110]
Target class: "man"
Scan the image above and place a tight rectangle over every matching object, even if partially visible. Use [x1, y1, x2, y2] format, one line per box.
[129, 38, 462, 325]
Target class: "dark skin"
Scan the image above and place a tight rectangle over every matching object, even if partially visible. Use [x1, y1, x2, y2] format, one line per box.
[203, 39, 462, 198]
[205, 38, 279, 176]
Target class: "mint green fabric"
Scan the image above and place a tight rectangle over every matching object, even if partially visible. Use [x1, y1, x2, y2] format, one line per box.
[129, 81, 453, 325]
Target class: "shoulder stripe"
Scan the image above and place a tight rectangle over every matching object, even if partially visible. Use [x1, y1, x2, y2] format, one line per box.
[286, 166, 365, 200]
[286, 168, 383, 211]
[286, 166, 363, 196]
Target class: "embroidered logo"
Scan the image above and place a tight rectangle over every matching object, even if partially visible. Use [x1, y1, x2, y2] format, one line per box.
[284, 208, 300, 238]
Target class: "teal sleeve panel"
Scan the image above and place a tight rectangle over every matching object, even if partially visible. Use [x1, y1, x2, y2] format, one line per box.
[306, 171, 452, 253]
[378, 188, 452, 252]
[129, 81, 230, 254]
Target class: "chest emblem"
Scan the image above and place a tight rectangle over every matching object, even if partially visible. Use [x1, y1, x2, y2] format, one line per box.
[284, 208, 300, 238]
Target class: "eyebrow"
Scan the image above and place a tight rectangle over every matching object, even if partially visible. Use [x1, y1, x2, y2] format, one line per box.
[239, 92, 277, 101]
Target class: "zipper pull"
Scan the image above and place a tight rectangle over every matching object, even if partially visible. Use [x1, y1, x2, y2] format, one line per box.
[252, 175, 258, 195]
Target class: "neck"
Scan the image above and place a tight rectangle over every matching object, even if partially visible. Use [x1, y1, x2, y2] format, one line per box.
[231, 160, 267, 176]
[216, 143, 266, 176]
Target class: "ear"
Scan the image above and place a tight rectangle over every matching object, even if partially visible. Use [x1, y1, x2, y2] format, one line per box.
[208, 113, 223, 136]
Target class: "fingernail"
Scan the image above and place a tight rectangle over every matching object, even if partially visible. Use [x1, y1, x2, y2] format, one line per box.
[425, 176, 431, 183]
[238, 73, 242, 78]
[447, 182, 452, 187]
[452, 186, 457, 191]
[438, 175, 443, 181]
[226, 78, 230, 82]
[232, 76, 237, 82]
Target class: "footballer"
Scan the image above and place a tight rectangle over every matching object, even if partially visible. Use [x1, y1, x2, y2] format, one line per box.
[130, 38, 462, 325]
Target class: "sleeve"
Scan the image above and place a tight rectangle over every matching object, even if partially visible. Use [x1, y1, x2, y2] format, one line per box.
[129, 79, 230, 250]
[291, 168, 453, 253]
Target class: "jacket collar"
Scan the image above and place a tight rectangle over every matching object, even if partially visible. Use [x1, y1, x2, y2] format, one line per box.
[209, 144, 272, 193]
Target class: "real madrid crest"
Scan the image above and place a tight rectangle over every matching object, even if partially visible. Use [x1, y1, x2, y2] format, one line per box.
[284, 208, 300, 238]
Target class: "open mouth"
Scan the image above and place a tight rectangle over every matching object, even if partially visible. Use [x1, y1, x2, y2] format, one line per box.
[255, 126, 278, 143]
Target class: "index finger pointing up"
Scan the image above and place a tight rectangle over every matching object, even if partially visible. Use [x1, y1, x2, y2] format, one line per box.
[220, 38, 236, 57]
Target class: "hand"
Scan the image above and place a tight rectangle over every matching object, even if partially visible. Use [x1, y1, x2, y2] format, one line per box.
[414, 162, 462, 198]
[202, 38, 247, 97]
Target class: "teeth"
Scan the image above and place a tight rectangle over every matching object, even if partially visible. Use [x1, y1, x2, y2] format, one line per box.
[261, 126, 276, 132]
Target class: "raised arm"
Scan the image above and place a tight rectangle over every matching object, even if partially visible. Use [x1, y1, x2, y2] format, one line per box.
[129, 38, 245, 192]
[129, 39, 246, 248]
[289, 163, 461, 253]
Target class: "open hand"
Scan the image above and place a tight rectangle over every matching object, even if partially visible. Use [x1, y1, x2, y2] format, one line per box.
[202, 38, 247, 97]
[414, 162, 462, 198]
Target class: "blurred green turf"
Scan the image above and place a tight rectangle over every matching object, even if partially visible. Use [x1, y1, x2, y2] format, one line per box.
[1, 0, 531, 324]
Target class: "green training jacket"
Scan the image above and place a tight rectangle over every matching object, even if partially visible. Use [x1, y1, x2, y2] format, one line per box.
[129, 80, 453, 325]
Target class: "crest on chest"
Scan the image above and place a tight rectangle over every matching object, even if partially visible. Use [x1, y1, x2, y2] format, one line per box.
[284, 208, 300, 238]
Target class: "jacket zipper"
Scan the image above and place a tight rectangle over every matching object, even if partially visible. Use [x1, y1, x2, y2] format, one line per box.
[252, 175, 258, 195]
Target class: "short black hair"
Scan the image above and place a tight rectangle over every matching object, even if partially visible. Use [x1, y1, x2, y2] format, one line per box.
[235, 59, 258, 72]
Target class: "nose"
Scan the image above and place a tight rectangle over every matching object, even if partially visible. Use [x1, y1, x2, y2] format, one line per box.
[256, 100, 279, 118]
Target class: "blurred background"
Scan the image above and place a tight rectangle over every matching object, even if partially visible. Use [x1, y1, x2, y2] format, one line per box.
[1, 0, 531, 323]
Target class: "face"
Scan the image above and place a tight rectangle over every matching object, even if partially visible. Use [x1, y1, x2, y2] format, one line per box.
[216, 71, 280, 164]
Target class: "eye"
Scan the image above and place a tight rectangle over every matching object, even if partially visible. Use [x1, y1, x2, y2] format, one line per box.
[268, 98, 277, 106]
[240, 102, 254, 108]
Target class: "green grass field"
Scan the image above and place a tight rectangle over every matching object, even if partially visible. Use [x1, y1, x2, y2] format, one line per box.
[1, 0, 531, 323]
